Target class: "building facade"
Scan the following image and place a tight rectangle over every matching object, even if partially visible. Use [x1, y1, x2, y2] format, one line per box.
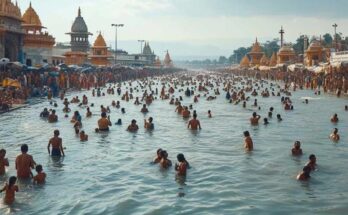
[0, 0, 24, 62]
[22, 2, 55, 66]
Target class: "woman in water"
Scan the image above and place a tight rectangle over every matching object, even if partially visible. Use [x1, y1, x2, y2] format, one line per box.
[153, 148, 163, 164]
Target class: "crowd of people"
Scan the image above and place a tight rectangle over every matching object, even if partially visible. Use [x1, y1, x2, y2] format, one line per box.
[0, 69, 346, 205]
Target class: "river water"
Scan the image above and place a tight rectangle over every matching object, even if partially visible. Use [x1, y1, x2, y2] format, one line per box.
[0, 73, 347, 215]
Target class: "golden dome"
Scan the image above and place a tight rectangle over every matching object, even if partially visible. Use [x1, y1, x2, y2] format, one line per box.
[164, 50, 173, 66]
[250, 38, 263, 53]
[269, 52, 277, 66]
[240, 55, 250, 67]
[307, 40, 323, 52]
[22, 2, 42, 26]
[93, 33, 107, 47]
[0, 0, 22, 21]
[278, 45, 295, 56]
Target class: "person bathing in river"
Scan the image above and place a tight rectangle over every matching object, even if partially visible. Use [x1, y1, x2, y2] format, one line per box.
[48, 130, 65, 157]
[243, 131, 253, 151]
[331, 113, 339, 123]
[153, 148, 163, 164]
[250, 112, 261, 125]
[16, 144, 36, 179]
[297, 166, 311, 181]
[306, 154, 317, 171]
[175, 153, 190, 176]
[188, 113, 201, 130]
[330, 128, 340, 142]
[160, 150, 172, 169]
[0, 176, 18, 205]
[144, 117, 154, 130]
[127, 119, 139, 132]
[80, 131, 88, 141]
[0, 149, 9, 175]
[291, 141, 303, 156]
[96, 112, 112, 132]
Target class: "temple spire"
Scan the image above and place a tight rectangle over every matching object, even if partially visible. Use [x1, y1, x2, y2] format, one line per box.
[78, 7, 81, 17]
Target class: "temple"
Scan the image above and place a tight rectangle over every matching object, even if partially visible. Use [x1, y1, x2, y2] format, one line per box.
[239, 55, 250, 68]
[64, 7, 92, 65]
[260, 54, 269, 66]
[277, 45, 296, 64]
[269, 52, 277, 67]
[141, 42, 156, 65]
[154, 56, 161, 67]
[163, 50, 173, 67]
[304, 40, 326, 66]
[0, 0, 24, 62]
[247, 38, 264, 66]
[90, 32, 110, 66]
[22, 2, 55, 66]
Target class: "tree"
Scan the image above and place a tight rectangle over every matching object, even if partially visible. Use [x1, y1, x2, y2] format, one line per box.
[293, 35, 306, 54]
[262, 39, 280, 57]
[323, 33, 333, 47]
[218, 56, 228, 64]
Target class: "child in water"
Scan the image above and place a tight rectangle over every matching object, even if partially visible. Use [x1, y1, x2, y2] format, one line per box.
[0, 176, 18, 204]
[175, 153, 190, 176]
[33, 165, 46, 184]
[0, 149, 9, 175]
[291, 141, 303, 156]
[208, 110, 212, 118]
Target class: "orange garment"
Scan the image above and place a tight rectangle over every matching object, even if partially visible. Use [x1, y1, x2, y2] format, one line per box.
[15, 154, 35, 178]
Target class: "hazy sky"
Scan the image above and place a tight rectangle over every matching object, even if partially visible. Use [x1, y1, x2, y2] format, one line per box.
[17, 0, 348, 59]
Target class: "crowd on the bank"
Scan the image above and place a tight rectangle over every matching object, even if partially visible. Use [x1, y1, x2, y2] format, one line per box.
[229, 63, 348, 97]
[0, 66, 181, 111]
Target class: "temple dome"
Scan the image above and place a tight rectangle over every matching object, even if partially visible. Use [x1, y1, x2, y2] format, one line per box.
[278, 45, 295, 56]
[307, 40, 323, 52]
[71, 7, 88, 33]
[0, 0, 22, 21]
[240, 55, 250, 67]
[22, 2, 42, 26]
[93, 33, 106, 47]
[250, 38, 263, 53]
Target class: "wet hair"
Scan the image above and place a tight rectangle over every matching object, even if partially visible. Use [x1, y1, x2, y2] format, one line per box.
[243, 131, 250, 137]
[149, 117, 153, 122]
[21, 144, 28, 153]
[177, 153, 186, 162]
[117, 119, 122, 124]
[52, 109, 56, 114]
[0, 149, 6, 155]
[131, 119, 136, 124]
[333, 128, 338, 134]
[54, 129, 60, 136]
[309, 154, 316, 160]
[252, 112, 257, 117]
[101, 112, 107, 117]
[156, 148, 163, 155]
[36, 164, 43, 173]
[8, 176, 17, 189]
[160, 150, 168, 158]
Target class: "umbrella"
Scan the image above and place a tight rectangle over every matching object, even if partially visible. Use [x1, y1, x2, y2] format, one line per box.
[0, 58, 10, 65]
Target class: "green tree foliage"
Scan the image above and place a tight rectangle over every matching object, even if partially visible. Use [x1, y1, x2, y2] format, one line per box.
[262, 39, 280, 57]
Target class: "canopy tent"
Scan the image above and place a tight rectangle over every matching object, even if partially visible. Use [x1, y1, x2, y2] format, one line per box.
[1, 78, 21, 88]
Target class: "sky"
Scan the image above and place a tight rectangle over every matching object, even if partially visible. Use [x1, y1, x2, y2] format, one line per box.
[17, 0, 348, 60]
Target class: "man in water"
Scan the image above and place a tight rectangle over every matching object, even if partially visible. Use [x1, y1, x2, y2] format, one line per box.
[250, 112, 261, 125]
[297, 166, 311, 181]
[243, 131, 253, 151]
[47, 130, 65, 156]
[188, 113, 201, 130]
[15, 144, 36, 179]
[97, 112, 111, 132]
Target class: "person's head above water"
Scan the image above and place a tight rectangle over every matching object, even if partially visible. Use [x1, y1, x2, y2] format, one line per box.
[177, 153, 186, 162]
[54, 129, 60, 136]
[243, 131, 250, 137]
[294, 141, 301, 149]
[101, 112, 107, 118]
[21, 144, 29, 153]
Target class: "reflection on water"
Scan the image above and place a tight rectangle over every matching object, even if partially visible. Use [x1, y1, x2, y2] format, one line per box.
[0, 75, 347, 214]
